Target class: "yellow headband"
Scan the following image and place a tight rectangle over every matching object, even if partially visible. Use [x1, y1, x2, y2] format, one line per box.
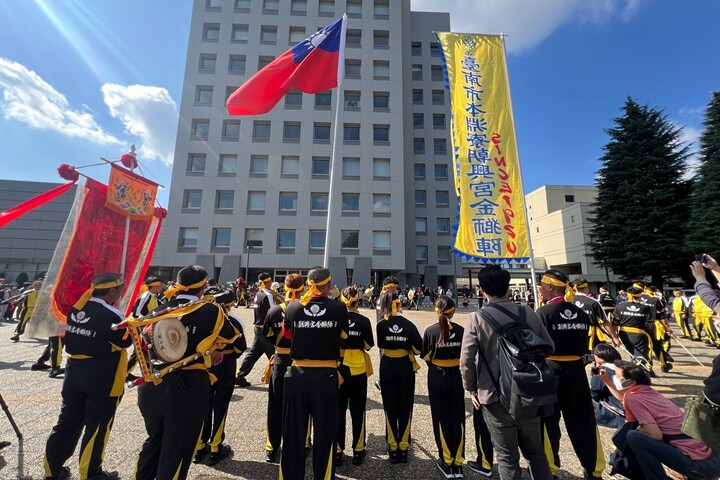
[573, 282, 588, 291]
[541, 275, 574, 302]
[73, 279, 124, 310]
[259, 278, 271, 290]
[435, 306, 455, 316]
[163, 277, 207, 300]
[381, 283, 398, 293]
[299, 276, 332, 306]
[140, 280, 163, 293]
[284, 284, 304, 301]
[632, 283, 644, 290]
[340, 293, 360, 308]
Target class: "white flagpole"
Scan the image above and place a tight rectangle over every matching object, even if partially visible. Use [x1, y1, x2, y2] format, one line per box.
[499, 34, 539, 303]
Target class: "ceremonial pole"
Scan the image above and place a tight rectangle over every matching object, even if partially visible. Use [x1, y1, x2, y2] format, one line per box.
[323, 86, 344, 268]
[120, 145, 137, 274]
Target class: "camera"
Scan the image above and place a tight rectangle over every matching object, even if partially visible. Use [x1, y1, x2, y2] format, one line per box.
[591, 366, 600, 375]
[696, 254, 709, 263]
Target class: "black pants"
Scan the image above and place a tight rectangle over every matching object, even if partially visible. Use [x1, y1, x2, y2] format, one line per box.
[427, 366, 465, 466]
[473, 402, 494, 469]
[13, 313, 31, 337]
[44, 356, 122, 480]
[541, 359, 604, 478]
[200, 356, 237, 453]
[266, 353, 292, 453]
[337, 364, 368, 453]
[236, 326, 274, 378]
[619, 329, 652, 365]
[280, 366, 338, 480]
[646, 321, 669, 366]
[379, 356, 416, 452]
[38, 336, 63, 368]
[135, 369, 210, 480]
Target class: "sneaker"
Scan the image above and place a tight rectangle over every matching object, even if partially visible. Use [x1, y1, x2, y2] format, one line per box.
[194, 445, 210, 464]
[466, 460, 492, 477]
[126, 373, 139, 383]
[10, 335, 18, 343]
[31, 362, 51, 371]
[48, 368, 65, 378]
[0, 440, 10, 449]
[661, 362, 673, 373]
[649, 370, 657, 378]
[206, 444, 233, 465]
[234, 376, 251, 387]
[452, 466, 464, 478]
[437, 461, 454, 479]
[352, 450, 366, 465]
[388, 449, 399, 464]
[46, 466, 71, 480]
[398, 450, 408, 463]
[265, 449, 277, 463]
[335, 451, 344, 466]
[88, 471, 119, 480]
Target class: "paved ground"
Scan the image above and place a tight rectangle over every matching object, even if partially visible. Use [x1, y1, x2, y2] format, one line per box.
[0, 306, 716, 480]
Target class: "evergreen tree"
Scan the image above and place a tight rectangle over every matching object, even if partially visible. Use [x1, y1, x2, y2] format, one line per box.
[589, 97, 691, 286]
[685, 92, 720, 257]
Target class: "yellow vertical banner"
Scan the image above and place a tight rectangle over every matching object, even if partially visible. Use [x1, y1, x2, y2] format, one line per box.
[436, 33, 530, 263]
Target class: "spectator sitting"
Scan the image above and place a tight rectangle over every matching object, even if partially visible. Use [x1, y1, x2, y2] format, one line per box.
[589, 343, 624, 428]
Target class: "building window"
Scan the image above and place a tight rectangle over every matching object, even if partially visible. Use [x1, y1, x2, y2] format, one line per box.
[411, 41, 422, 56]
[260, 25, 277, 43]
[311, 193, 328, 211]
[344, 90, 360, 109]
[180, 228, 198, 247]
[289, 26, 306, 43]
[252, 121, 271, 141]
[206, 0, 222, 9]
[412, 65, 423, 81]
[432, 89, 445, 105]
[213, 228, 231, 247]
[222, 120, 241, 140]
[438, 245, 451, 261]
[437, 218, 450, 233]
[416, 245, 428, 261]
[431, 65, 444, 81]
[435, 163, 448, 180]
[234, 0, 251, 11]
[279, 192, 298, 212]
[183, 190, 202, 209]
[263, 0, 279, 12]
[315, 91, 332, 108]
[373, 30, 389, 48]
[247, 191, 266, 210]
[344, 124, 360, 142]
[373, 61, 390, 79]
[246, 228, 263, 248]
[342, 193, 360, 212]
[373, 158, 390, 178]
[345, 59, 361, 78]
[231, 24, 249, 43]
[373, 231, 391, 251]
[195, 86, 213, 105]
[433, 114, 446, 129]
[290, 0, 307, 14]
[319, 0, 334, 15]
[250, 155, 268, 174]
[281, 156, 300, 175]
[228, 55, 246, 74]
[374, 0, 389, 16]
[285, 90, 302, 107]
[415, 190, 426, 206]
[216, 191, 234, 209]
[188, 154, 206, 172]
[198, 54, 216, 72]
[341, 230, 359, 249]
[565, 195, 575, 202]
[342, 158, 360, 177]
[412, 89, 423, 104]
[346, 29, 361, 47]
[430, 42, 440, 57]
[202, 23, 220, 42]
[191, 119, 210, 139]
[415, 217, 427, 233]
[414, 163, 426, 179]
[225, 86, 238, 102]
[414, 137, 425, 154]
[434, 138, 447, 154]
[413, 113, 424, 129]
[373, 91, 389, 109]
[312, 157, 330, 176]
[347, 0, 362, 16]
[436, 190, 450, 207]
[283, 122, 301, 141]
[277, 230, 296, 249]
[314, 122, 331, 141]
[373, 125, 389, 143]
[219, 155, 237, 174]
[258, 56, 274, 70]
[309, 230, 325, 249]
[373, 194, 390, 214]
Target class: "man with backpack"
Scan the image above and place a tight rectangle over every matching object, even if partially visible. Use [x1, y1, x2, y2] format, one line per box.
[536, 270, 605, 480]
[460, 265, 554, 480]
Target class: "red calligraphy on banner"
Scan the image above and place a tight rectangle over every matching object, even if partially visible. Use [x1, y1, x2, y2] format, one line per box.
[492, 134, 518, 254]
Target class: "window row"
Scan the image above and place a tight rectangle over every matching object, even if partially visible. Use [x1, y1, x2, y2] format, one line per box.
[413, 190, 452, 208]
[411, 41, 441, 58]
[415, 217, 453, 235]
[416, 245, 453, 262]
[187, 154, 395, 178]
[206, 0, 389, 18]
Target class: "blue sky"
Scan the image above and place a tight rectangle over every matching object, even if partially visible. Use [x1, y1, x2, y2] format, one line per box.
[0, 0, 718, 207]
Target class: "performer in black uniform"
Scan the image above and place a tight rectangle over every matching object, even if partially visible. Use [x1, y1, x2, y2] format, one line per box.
[614, 286, 655, 374]
[235, 272, 280, 387]
[10, 279, 41, 342]
[126, 277, 166, 382]
[597, 287, 616, 320]
[637, 283, 674, 372]
[195, 288, 247, 466]
[44, 273, 130, 480]
[261, 273, 305, 463]
[336, 286, 374, 466]
[280, 266, 349, 480]
[422, 295, 467, 479]
[376, 290, 422, 464]
[134, 265, 237, 480]
[536, 270, 605, 480]
[571, 277, 621, 349]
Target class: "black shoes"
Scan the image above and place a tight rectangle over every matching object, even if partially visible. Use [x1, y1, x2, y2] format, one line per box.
[661, 362, 673, 373]
[398, 450, 408, 463]
[234, 376, 251, 387]
[352, 450, 366, 465]
[466, 461, 492, 477]
[49, 368, 65, 378]
[88, 470, 119, 480]
[452, 466, 464, 478]
[388, 449, 399, 464]
[265, 449, 277, 463]
[437, 461, 454, 479]
[10, 335, 18, 343]
[31, 362, 51, 371]
[335, 451, 343, 466]
[649, 370, 657, 378]
[193, 445, 210, 464]
[46, 466, 70, 480]
[206, 444, 233, 465]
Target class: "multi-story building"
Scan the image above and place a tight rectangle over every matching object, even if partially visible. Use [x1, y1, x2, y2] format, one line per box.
[154, 0, 461, 288]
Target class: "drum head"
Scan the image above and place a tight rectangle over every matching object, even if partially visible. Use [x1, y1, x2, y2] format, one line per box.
[150, 319, 188, 363]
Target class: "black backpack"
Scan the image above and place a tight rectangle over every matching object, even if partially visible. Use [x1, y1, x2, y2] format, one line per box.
[479, 303, 559, 421]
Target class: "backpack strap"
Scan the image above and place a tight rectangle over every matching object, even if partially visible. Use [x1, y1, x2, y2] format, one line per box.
[484, 302, 527, 327]
[477, 309, 502, 394]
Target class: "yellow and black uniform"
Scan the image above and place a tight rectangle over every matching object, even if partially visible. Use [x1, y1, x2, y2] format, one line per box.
[127, 289, 162, 377]
[280, 292, 349, 480]
[615, 300, 654, 364]
[11, 286, 38, 340]
[376, 312, 422, 461]
[44, 296, 131, 480]
[36, 336, 64, 373]
[597, 291, 616, 319]
[337, 309, 374, 460]
[672, 295, 693, 340]
[692, 295, 717, 345]
[236, 283, 276, 380]
[639, 293, 672, 367]
[135, 294, 237, 480]
[536, 299, 605, 479]
[421, 320, 466, 470]
[573, 293, 610, 349]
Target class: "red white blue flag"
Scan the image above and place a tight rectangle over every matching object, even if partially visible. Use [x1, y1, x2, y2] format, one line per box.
[226, 15, 346, 116]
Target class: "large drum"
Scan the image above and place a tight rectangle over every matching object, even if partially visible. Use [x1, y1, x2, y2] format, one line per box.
[145, 319, 188, 363]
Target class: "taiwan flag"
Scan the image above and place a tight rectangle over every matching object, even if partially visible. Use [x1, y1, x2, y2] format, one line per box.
[226, 15, 347, 116]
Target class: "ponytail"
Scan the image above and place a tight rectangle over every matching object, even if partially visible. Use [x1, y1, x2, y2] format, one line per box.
[434, 295, 456, 347]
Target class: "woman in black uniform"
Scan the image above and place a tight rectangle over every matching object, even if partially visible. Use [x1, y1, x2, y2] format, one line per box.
[376, 290, 422, 464]
[422, 295, 466, 479]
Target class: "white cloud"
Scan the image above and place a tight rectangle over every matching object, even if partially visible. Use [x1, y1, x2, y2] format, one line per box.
[411, 0, 645, 53]
[0, 57, 121, 145]
[101, 84, 178, 166]
[677, 123, 702, 179]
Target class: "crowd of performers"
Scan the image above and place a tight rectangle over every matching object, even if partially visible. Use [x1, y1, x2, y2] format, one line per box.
[14, 257, 719, 480]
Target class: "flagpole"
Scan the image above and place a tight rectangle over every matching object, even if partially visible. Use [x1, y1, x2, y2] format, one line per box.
[119, 145, 137, 275]
[323, 86, 344, 268]
[499, 34, 539, 303]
